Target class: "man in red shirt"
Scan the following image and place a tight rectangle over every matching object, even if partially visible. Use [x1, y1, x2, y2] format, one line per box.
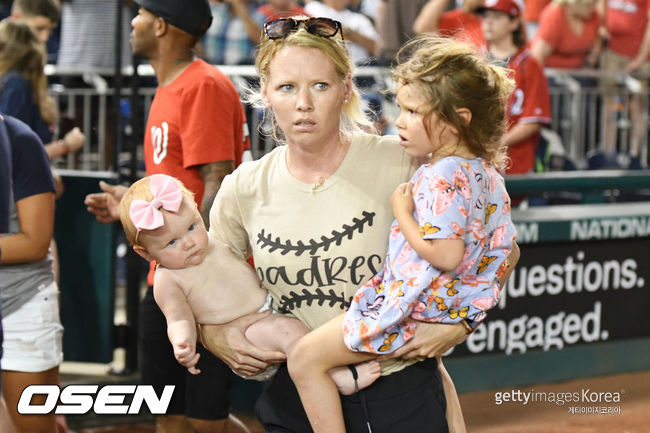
[85, 0, 251, 431]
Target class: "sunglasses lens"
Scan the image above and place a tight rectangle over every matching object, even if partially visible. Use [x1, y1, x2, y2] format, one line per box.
[265, 19, 297, 39]
[264, 18, 342, 40]
[306, 18, 339, 37]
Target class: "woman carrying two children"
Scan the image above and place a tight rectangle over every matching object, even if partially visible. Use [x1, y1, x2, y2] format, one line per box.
[199, 17, 520, 433]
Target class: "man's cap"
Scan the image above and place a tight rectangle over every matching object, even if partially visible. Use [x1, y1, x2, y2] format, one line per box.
[476, 0, 523, 18]
[137, 0, 212, 37]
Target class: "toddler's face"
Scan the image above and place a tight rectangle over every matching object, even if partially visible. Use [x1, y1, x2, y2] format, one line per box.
[138, 196, 208, 269]
[394, 83, 449, 159]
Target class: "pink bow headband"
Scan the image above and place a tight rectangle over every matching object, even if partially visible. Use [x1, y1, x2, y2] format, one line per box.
[129, 174, 183, 236]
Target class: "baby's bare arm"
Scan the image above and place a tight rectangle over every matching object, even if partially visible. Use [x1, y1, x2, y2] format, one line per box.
[154, 273, 202, 374]
[154, 273, 197, 349]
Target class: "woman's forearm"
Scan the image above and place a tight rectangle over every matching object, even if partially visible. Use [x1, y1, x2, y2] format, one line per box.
[0, 192, 54, 264]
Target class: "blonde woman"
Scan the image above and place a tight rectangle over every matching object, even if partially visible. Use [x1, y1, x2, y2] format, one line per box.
[200, 17, 521, 433]
[0, 20, 84, 161]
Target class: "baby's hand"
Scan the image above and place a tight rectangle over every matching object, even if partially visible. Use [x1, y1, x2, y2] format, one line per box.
[174, 342, 201, 375]
[390, 182, 415, 217]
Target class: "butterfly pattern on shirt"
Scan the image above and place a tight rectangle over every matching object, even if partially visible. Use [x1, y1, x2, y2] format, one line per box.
[343, 157, 517, 354]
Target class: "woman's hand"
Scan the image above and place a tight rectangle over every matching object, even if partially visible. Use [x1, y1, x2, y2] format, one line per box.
[388, 321, 467, 360]
[200, 311, 287, 377]
[390, 182, 414, 218]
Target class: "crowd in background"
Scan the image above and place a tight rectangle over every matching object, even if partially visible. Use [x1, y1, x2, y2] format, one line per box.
[1, 0, 649, 170]
[0, 0, 646, 70]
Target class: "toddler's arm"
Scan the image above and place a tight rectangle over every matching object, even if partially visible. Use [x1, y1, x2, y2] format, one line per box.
[389, 245, 520, 360]
[390, 183, 465, 271]
[154, 275, 201, 375]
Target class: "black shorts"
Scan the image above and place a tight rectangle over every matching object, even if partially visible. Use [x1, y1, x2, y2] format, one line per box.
[139, 286, 235, 420]
[256, 358, 448, 433]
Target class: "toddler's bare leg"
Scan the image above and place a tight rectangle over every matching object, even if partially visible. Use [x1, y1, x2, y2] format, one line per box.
[288, 314, 378, 433]
[438, 357, 467, 433]
[245, 314, 381, 394]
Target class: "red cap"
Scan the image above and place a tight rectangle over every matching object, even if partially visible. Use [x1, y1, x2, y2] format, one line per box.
[477, 0, 523, 17]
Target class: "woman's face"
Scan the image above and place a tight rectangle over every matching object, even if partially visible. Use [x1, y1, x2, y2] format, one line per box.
[262, 45, 351, 150]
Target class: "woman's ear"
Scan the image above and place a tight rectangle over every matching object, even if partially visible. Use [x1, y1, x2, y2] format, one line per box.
[261, 84, 270, 108]
[133, 245, 153, 262]
[343, 73, 353, 103]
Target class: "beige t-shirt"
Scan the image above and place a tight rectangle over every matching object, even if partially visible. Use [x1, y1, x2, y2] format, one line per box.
[210, 132, 418, 374]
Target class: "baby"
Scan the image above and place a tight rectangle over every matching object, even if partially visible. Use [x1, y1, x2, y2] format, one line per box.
[119, 174, 380, 389]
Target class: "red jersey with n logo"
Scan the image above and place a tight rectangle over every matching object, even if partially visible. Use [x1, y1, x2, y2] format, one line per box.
[144, 59, 249, 208]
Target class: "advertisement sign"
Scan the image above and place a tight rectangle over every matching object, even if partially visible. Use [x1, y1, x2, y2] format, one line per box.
[452, 207, 650, 357]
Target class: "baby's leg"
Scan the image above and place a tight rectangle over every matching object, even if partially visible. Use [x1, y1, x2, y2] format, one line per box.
[287, 313, 377, 433]
[438, 357, 467, 433]
[246, 314, 381, 394]
[244, 313, 307, 354]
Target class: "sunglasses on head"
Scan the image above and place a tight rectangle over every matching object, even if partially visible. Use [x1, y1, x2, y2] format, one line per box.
[264, 17, 344, 40]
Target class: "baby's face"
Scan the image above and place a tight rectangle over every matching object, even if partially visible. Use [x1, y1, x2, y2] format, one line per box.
[138, 196, 208, 269]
